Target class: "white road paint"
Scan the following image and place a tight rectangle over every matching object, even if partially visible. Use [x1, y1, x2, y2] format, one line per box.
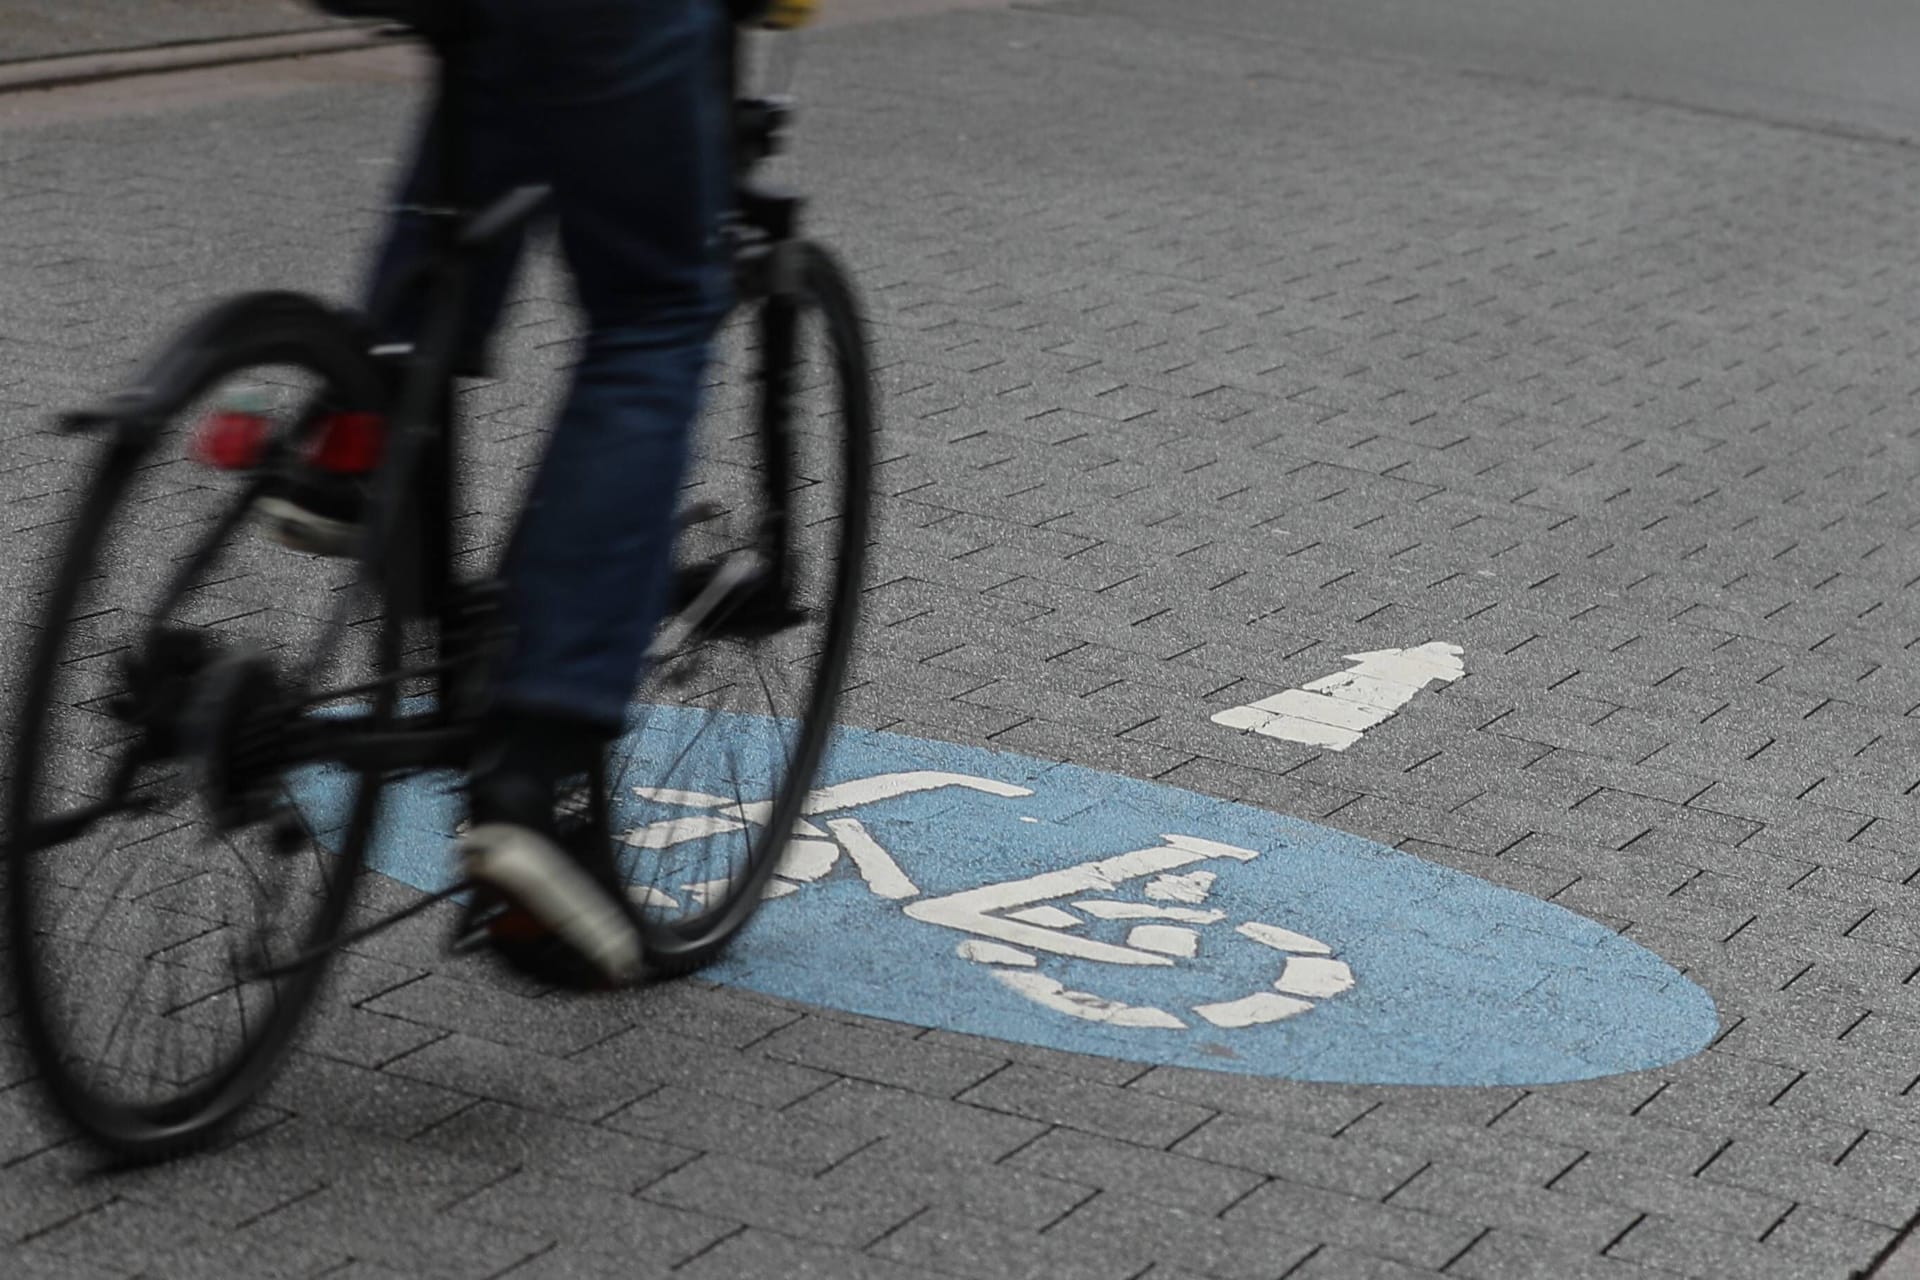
[1073, 901, 1226, 924]
[1238, 922, 1333, 956]
[992, 970, 1189, 1029]
[958, 940, 1036, 966]
[1275, 955, 1355, 998]
[778, 837, 843, 881]
[1008, 905, 1083, 929]
[825, 818, 920, 900]
[632, 786, 738, 810]
[801, 771, 1034, 814]
[638, 773, 1028, 830]
[1212, 641, 1465, 751]
[621, 814, 747, 850]
[1128, 924, 1200, 958]
[904, 835, 1258, 967]
[1146, 870, 1216, 903]
[629, 773, 952, 904]
[1194, 992, 1314, 1028]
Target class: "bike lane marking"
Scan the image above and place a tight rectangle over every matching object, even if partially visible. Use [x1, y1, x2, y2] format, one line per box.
[296, 710, 1719, 1086]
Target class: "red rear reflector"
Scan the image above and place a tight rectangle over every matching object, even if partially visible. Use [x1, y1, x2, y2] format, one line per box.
[307, 411, 386, 474]
[189, 412, 270, 470]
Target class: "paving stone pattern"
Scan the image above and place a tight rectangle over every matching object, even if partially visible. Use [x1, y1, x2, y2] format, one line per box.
[4, 1, 1920, 1276]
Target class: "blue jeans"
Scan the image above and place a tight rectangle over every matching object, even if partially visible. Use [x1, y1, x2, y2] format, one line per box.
[365, 0, 732, 730]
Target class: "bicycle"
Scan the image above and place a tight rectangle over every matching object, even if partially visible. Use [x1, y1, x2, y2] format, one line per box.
[2, 0, 873, 1161]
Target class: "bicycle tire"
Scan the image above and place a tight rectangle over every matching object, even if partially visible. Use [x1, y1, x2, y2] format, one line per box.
[617, 240, 875, 975]
[4, 291, 398, 1159]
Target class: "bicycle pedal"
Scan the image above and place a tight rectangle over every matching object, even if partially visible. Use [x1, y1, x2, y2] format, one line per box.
[448, 897, 507, 955]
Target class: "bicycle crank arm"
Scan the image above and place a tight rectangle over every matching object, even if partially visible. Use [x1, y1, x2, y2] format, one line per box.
[649, 551, 766, 660]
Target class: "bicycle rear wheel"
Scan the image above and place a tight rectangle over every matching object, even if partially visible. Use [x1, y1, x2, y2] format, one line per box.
[3, 293, 397, 1159]
[614, 241, 873, 975]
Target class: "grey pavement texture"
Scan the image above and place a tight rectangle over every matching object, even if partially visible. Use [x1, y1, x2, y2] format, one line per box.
[0, 1, 339, 64]
[4, 1, 1920, 1278]
[1089, 0, 1920, 146]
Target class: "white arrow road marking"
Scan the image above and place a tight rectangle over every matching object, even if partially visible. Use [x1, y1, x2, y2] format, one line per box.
[1212, 641, 1464, 751]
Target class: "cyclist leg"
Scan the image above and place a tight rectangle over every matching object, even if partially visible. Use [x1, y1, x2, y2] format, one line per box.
[490, 0, 731, 729]
[361, 24, 543, 376]
[461, 0, 733, 984]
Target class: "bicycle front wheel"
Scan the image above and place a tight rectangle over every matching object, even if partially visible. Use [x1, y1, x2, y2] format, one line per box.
[615, 241, 874, 975]
[3, 293, 397, 1159]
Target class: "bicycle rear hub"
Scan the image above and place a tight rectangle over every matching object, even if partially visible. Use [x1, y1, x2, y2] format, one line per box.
[178, 646, 292, 831]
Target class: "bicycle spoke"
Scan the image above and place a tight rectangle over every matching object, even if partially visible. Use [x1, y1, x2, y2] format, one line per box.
[145, 473, 271, 630]
[87, 948, 159, 1099]
[749, 645, 802, 747]
[163, 959, 186, 1091]
[7, 326, 393, 1153]
[720, 740, 750, 897]
[25, 746, 153, 858]
[651, 682, 733, 799]
[65, 833, 152, 974]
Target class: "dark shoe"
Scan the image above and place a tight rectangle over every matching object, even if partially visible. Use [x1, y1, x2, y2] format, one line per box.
[459, 718, 640, 988]
[461, 823, 643, 988]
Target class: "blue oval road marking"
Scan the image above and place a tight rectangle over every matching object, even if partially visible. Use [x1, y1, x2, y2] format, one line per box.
[289, 710, 1718, 1086]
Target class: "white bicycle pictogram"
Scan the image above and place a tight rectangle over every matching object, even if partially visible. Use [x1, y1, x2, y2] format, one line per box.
[623, 770, 1355, 1031]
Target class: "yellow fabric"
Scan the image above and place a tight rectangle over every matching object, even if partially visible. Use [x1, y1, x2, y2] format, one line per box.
[759, 0, 819, 29]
